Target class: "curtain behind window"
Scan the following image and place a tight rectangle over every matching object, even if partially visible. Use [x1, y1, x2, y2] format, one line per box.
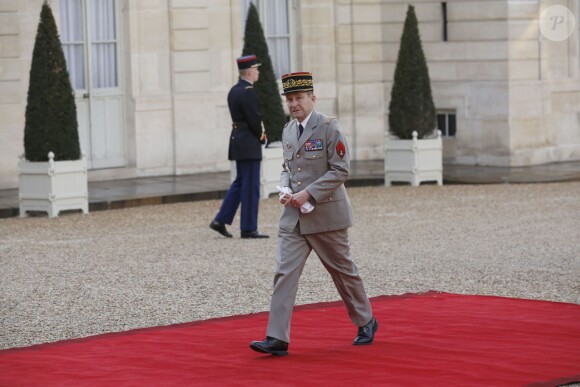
[242, 0, 291, 78]
[91, 0, 117, 88]
[60, 0, 118, 90]
[266, 0, 290, 77]
[60, 0, 85, 90]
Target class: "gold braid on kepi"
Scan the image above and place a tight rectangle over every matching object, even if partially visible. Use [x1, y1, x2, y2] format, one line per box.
[281, 72, 314, 95]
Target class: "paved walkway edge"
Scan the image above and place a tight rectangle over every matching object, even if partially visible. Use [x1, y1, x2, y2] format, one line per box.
[2, 159, 580, 219]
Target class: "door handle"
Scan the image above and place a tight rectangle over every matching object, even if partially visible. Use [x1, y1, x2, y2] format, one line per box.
[83, 93, 89, 99]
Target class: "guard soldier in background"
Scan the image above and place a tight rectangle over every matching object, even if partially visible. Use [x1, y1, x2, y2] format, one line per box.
[209, 55, 269, 239]
[250, 72, 377, 356]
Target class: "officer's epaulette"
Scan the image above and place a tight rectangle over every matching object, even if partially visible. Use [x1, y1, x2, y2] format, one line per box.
[245, 85, 253, 89]
[325, 116, 336, 125]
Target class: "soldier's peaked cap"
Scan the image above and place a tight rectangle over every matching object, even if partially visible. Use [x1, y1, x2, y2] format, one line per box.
[237, 54, 261, 70]
[281, 72, 314, 95]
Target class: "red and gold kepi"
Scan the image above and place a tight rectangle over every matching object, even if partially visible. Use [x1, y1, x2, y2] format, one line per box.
[237, 54, 261, 70]
[281, 72, 314, 95]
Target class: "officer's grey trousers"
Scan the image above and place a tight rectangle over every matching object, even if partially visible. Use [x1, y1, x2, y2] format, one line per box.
[266, 225, 373, 343]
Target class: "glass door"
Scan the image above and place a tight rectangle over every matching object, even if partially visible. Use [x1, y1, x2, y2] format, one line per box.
[60, 0, 125, 169]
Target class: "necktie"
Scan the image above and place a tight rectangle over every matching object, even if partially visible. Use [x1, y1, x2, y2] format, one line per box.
[298, 124, 304, 139]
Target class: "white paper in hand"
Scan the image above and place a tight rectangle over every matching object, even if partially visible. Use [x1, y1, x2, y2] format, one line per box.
[276, 186, 314, 213]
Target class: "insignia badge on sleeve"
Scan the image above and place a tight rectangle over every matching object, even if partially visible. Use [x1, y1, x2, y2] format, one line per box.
[305, 139, 323, 151]
[336, 140, 346, 158]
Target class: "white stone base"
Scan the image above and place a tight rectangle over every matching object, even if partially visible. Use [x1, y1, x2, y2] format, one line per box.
[385, 131, 443, 186]
[19, 153, 89, 218]
[260, 146, 283, 199]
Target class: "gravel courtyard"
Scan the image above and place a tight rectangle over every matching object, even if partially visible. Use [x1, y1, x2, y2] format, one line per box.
[1, 182, 579, 350]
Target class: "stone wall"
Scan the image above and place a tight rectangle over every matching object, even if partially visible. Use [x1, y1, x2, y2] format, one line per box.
[105, 0, 236, 181]
[335, 0, 387, 161]
[0, 1, 39, 189]
[507, 0, 580, 166]
[420, 0, 580, 166]
[1, 0, 580, 189]
[0, 0, 240, 189]
[170, 0, 237, 175]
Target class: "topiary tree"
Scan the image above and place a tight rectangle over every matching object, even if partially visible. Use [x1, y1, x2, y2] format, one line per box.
[24, 0, 80, 162]
[242, 3, 286, 143]
[388, 5, 436, 140]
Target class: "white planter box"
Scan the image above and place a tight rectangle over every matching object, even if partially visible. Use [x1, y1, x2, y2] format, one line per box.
[384, 131, 443, 186]
[19, 152, 89, 217]
[230, 145, 283, 199]
[260, 145, 284, 198]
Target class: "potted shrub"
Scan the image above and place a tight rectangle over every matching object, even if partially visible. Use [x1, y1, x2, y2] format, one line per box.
[230, 3, 286, 198]
[19, 1, 88, 217]
[242, 3, 286, 144]
[385, 5, 442, 186]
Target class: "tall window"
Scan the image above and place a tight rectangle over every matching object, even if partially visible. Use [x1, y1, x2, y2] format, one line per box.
[60, 0, 119, 91]
[90, 0, 118, 88]
[59, 0, 125, 170]
[60, 0, 85, 90]
[242, 0, 292, 77]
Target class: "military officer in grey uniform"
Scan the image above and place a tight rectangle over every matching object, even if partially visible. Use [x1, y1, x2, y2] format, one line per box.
[250, 72, 378, 356]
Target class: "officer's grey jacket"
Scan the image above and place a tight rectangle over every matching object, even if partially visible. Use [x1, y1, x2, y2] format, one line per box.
[279, 110, 354, 234]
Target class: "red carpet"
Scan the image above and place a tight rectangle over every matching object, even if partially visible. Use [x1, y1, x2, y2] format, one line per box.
[1, 292, 579, 386]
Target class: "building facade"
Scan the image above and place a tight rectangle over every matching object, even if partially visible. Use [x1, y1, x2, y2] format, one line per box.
[1, 0, 579, 189]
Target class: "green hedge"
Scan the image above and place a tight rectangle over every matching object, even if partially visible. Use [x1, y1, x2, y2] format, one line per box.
[242, 3, 286, 143]
[388, 5, 436, 140]
[24, 1, 80, 162]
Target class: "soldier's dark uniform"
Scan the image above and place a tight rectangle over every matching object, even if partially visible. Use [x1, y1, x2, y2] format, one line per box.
[211, 55, 267, 238]
[227, 78, 262, 161]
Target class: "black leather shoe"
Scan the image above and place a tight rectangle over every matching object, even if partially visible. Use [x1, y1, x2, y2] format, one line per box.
[353, 316, 378, 345]
[250, 337, 288, 356]
[241, 231, 269, 239]
[209, 220, 232, 238]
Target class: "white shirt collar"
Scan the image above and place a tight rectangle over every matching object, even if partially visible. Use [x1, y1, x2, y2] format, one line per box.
[298, 110, 314, 130]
